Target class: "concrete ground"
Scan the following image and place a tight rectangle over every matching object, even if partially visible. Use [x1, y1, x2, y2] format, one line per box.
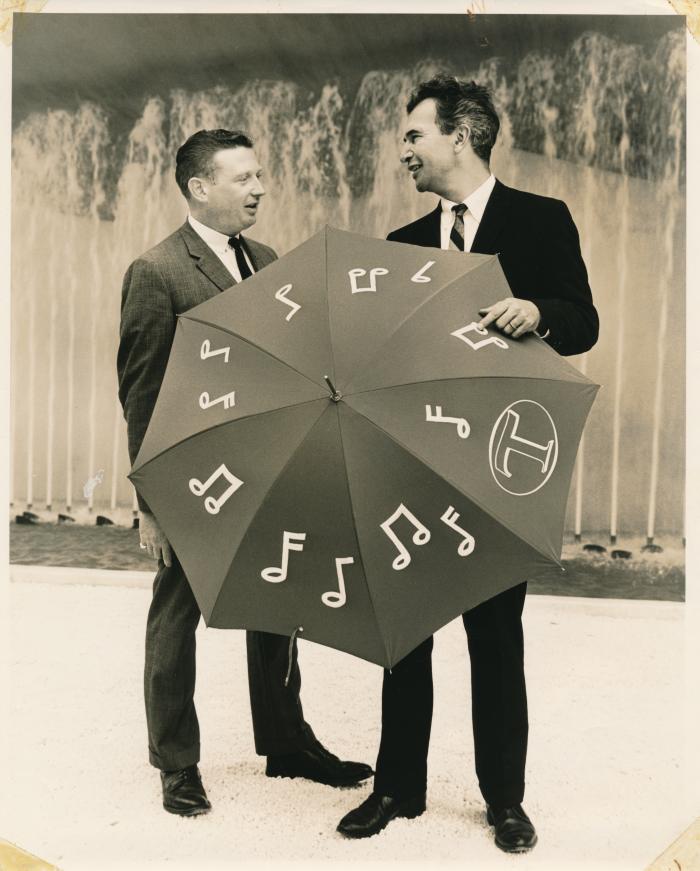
[1, 569, 697, 871]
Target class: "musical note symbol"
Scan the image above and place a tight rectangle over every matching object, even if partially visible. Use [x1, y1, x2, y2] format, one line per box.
[322, 557, 354, 608]
[425, 404, 470, 439]
[261, 531, 307, 583]
[189, 463, 244, 515]
[380, 503, 431, 571]
[411, 260, 435, 283]
[275, 283, 301, 321]
[451, 322, 509, 351]
[348, 267, 389, 294]
[199, 390, 236, 411]
[200, 339, 231, 363]
[440, 506, 476, 557]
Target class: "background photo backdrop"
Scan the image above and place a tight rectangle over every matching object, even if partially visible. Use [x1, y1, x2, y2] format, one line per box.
[10, 13, 685, 542]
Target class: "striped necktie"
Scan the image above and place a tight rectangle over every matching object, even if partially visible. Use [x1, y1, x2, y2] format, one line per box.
[228, 235, 253, 280]
[449, 203, 468, 251]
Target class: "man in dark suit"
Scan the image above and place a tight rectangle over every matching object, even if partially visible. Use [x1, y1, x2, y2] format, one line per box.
[338, 77, 598, 850]
[117, 129, 371, 817]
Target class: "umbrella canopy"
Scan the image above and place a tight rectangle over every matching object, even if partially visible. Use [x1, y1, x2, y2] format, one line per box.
[130, 226, 598, 668]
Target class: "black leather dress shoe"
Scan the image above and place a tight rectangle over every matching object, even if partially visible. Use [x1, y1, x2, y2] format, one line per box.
[160, 765, 211, 816]
[337, 792, 426, 838]
[486, 804, 537, 853]
[266, 742, 373, 787]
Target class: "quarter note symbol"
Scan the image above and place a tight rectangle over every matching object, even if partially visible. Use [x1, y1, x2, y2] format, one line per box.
[411, 260, 435, 283]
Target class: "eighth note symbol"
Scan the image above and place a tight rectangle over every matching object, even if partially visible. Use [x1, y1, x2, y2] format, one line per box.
[321, 557, 354, 608]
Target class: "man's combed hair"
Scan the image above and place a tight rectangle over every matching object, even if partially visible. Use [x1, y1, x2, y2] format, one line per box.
[407, 75, 500, 164]
[175, 129, 254, 198]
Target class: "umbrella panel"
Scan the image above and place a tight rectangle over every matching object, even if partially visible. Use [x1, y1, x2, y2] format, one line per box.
[130, 400, 327, 618]
[346, 377, 599, 563]
[134, 318, 328, 470]
[210, 403, 389, 667]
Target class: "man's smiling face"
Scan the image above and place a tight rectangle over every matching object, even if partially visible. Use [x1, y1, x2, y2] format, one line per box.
[400, 98, 457, 197]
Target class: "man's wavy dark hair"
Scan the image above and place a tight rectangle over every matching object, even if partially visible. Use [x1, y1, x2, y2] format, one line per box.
[407, 75, 500, 164]
[175, 128, 254, 198]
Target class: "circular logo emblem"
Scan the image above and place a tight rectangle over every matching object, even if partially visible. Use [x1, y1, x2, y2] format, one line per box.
[488, 400, 559, 496]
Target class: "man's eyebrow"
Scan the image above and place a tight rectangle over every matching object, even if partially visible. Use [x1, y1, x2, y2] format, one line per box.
[403, 127, 420, 141]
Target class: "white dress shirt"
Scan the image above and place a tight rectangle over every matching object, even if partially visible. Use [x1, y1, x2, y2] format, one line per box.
[440, 173, 496, 252]
[187, 214, 254, 283]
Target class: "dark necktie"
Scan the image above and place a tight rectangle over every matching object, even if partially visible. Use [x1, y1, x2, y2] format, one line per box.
[449, 203, 468, 251]
[228, 235, 253, 281]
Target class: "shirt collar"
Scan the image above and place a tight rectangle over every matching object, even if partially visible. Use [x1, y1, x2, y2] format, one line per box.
[187, 213, 237, 252]
[441, 173, 496, 223]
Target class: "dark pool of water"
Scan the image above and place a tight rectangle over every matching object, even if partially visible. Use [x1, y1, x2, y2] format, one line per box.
[9, 524, 685, 602]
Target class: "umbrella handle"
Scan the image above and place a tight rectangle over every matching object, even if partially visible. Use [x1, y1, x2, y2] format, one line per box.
[284, 626, 304, 687]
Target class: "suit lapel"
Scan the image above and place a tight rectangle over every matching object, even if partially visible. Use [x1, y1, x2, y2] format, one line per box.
[424, 205, 442, 248]
[240, 235, 272, 272]
[471, 179, 510, 255]
[179, 221, 237, 291]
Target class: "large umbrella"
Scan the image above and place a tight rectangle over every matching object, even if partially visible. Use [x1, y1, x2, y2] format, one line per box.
[130, 226, 598, 668]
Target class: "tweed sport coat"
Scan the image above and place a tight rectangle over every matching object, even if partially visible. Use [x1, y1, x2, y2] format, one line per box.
[117, 220, 276, 511]
[387, 179, 599, 358]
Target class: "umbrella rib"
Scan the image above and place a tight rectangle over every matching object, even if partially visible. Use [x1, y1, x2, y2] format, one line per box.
[344, 255, 500, 393]
[343, 403, 562, 567]
[206, 403, 331, 626]
[346, 373, 598, 399]
[324, 227, 339, 386]
[131, 399, 327, 475]
[182, 313, 327, 393]
[335, 407, 392, 668]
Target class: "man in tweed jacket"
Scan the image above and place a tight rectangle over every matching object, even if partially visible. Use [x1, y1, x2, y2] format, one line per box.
[118, 129, 371, 816]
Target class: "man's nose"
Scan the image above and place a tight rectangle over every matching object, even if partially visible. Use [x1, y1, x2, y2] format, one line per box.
[400, 145, 412, 164]
[252, 178, 265, 197]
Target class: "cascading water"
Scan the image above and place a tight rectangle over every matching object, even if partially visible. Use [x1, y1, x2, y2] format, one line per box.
[10, 28, 685, 539]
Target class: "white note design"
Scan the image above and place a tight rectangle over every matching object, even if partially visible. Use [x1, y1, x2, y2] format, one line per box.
[380, 503, 431, 571]
[348, 267, 389, 294]
[440, 506, 476, 557]
[322, 557, 354, 608]
[425, 404, 470, 439]
[451, 322, 509, 351]
[199, 390, 236, 411]
[411, 260, 436, 283]
[189, 463, 244, 515]
[261, 531, 307, 583]
[275, 283, 301, 321]
[200, 339, 230, 363]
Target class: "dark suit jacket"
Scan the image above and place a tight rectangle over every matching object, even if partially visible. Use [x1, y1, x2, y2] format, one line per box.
[387, 179, 598, 357]
[117, 221, 276, 511]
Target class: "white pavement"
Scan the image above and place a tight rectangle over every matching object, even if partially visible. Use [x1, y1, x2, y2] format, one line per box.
[1, 572, 695, 871]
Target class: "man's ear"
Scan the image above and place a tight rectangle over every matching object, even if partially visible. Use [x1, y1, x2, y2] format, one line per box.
[454, 124, 471, 153]
[187, 176, 209, 203]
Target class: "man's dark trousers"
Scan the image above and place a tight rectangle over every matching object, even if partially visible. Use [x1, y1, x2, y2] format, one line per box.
[374, 178, 598, 807]
[145, 554, 315, 771]
[373, 583, 527, 807]
[119, 223, 318, 773]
